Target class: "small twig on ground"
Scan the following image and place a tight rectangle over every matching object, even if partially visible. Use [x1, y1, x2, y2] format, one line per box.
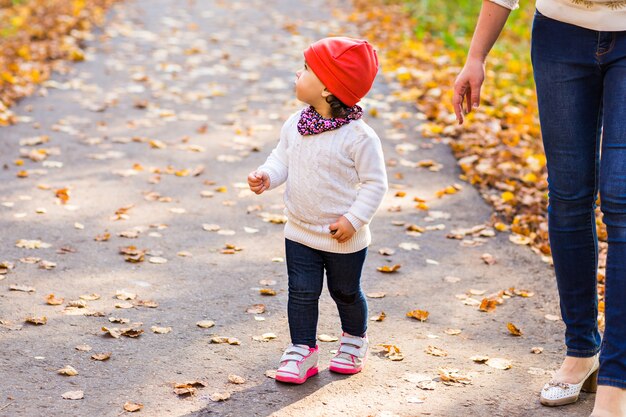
[0, 401, 14, 411]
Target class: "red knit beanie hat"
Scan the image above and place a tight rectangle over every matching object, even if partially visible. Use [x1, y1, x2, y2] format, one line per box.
[303, 37, 378, 107]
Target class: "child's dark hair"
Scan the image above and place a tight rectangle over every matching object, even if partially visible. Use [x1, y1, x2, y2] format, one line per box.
[325, 94, 351, 119]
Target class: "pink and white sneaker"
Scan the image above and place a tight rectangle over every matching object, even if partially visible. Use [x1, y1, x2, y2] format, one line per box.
[275, 344, 319, 384]
[329, 333, 368, 374]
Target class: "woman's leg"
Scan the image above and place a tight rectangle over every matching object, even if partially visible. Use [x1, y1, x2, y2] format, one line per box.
[285, 239, 325, 348]
[596, 29, 626, 397]
[531, 12, 603, 361]
[323, 247, 368, 337]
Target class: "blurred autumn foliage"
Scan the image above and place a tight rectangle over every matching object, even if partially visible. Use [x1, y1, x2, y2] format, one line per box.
[0, 0, 118, 125]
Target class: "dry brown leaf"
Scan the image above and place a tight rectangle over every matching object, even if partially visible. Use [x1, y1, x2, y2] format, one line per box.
[438, 368, 472, 385]
[148, 256, 168, 264]
[45, 293, 64, 305]
[102, 325, 143, 339]
[91, 352, 111, 361]
[79, 293, 100, 301]
[425, 345, 448, 357]
[246, 304, 265, 314]
[135, 299, 159, 308]
[75, 344, 92, 352]
[57, 365, 78, 376]
[381, 344, 404, 361]
[62, 390, 84, 400]
[210, 337, 240, 345]
[123, 402, 143, 412]
[444, 328, 462, 335]
[174, 380, 206, 396]
[25, 316, 47, 325]
[479, 298, 498, 313]
[366, 292, 386, 299]
[196, 320, 215, 328]
[481, 253, 496, 265]
[317, 334, 338, 342]
[67, 300, 87, 308]
[471, 355, 490, 363]
[228, 374, 246, 384]
[119, 246, 146, 263]
[115, 290, 137, 300]
[39, 260, 56, 270]
[378, 247, 396, 256]
[94, 233, 111, 242]
[406, 309, 429, 322]
[210, 392, 231, 402]
[259, 288, 276, 296]
[109, 317, 130, 324]
[377, 264, 401, 273]
[252, 333, 277, 342]
[15, 239, 51, 249]
[531, 347, 544, 354]
[151, 326, 171, 334]
[507, 322, 523, 336]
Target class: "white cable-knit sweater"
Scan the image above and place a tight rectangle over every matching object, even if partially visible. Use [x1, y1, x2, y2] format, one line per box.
[258, 110, 388, 254]
[490, 0, 626, 31]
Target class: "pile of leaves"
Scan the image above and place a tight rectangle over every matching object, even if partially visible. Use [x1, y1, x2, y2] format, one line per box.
[0, 0, 119, 125]
[348, 0, 606, 316]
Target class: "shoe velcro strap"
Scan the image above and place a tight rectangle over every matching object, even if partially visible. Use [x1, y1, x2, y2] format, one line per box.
[338, 344, 361, 357]
[280, 345, 310, 362]
[340, 335, 364, 348]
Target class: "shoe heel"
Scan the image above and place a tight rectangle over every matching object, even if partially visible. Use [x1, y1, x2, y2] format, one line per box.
[582, 369, 599, 393]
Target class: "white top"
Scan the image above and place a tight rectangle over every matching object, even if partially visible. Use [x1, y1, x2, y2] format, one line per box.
[489, 0, 626, 31]
[258, 110, 388, 254]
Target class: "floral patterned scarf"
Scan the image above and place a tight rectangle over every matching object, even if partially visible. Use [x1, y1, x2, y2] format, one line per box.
[297, 105, 363, 136]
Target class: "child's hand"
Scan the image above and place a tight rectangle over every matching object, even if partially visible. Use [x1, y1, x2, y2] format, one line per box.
[248, 171, 270, 194]
[329, 216, 356, 243]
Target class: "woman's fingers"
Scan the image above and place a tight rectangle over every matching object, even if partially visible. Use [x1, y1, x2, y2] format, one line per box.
[470, 79, 482, 110]
[465, 85, 472, 114]
[453, 82, 467, 124]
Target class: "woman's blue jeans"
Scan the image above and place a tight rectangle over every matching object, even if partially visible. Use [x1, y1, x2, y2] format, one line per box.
[531, 11, 626, 388]
[285, 239, 368, 348]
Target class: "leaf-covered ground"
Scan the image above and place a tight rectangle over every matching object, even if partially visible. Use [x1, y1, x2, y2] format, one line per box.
[0, 0, 596, 416]
[0, 0, 119, 125]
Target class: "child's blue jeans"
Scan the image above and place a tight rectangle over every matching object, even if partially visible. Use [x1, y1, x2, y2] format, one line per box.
[285, 239, 368, 348]
[531, 10, 626, 388]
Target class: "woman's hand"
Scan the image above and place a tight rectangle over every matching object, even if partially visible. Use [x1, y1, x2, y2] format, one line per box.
[452, 0, 512, 124]
[329, 216, 356, 243]
[453, 57, 485, 125]
[248, 171, 270, 194]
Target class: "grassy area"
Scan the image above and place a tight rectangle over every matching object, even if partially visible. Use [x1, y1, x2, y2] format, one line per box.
[400, 0, 536, 88]
[400, 0, 534, 52]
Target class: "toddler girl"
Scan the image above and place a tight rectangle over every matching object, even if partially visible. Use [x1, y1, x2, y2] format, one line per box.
[247, 37, 387, 384]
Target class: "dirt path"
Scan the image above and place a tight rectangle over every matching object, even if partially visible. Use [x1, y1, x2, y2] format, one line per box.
[0, 1, 594, 416]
